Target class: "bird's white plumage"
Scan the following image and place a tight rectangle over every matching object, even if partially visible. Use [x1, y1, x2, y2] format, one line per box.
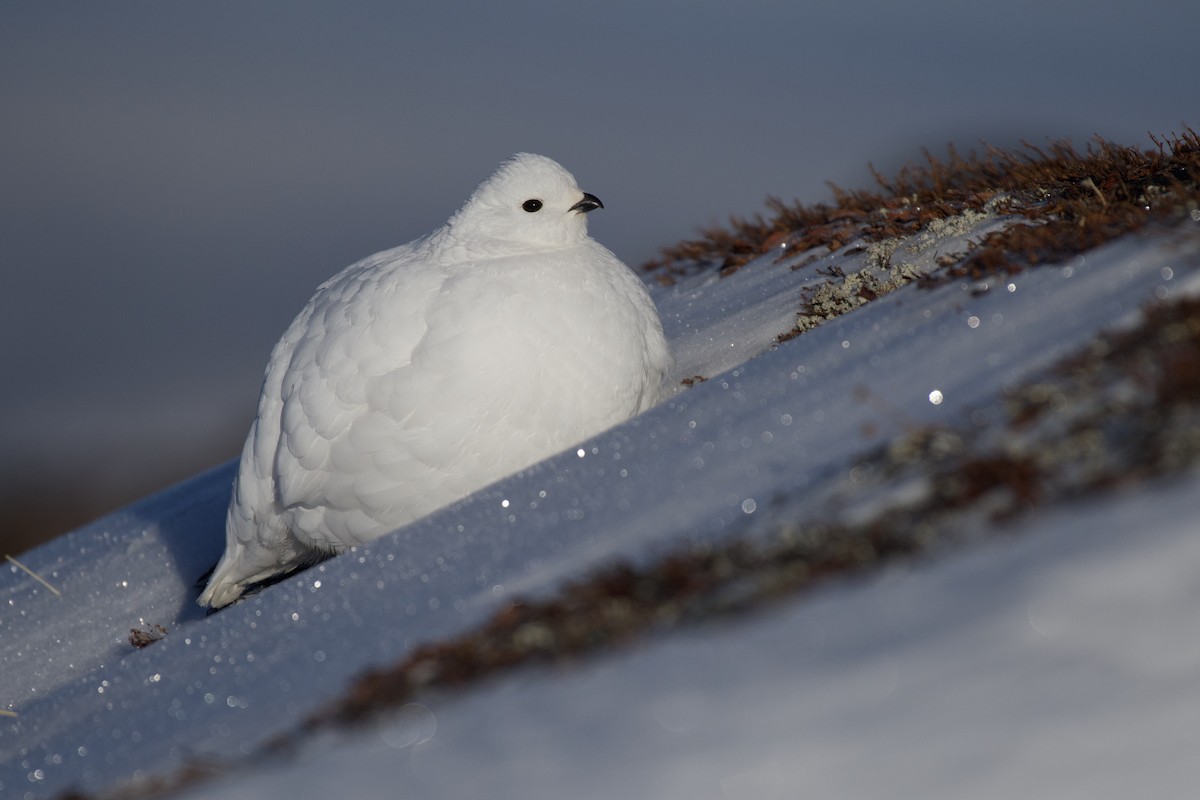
[199, 154, 671, 608]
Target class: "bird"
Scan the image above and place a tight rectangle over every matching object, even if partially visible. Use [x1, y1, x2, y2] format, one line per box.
[198, 153, 671, 608]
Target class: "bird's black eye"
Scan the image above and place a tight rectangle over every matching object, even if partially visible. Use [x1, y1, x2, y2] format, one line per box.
[522, 199, 543, 213]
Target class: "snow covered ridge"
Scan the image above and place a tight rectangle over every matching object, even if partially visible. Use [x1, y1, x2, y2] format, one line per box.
[3, 134, 1200, 799]
[646, 130, 1200, 318]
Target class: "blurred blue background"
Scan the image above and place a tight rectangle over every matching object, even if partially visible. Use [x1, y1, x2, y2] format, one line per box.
[2, 0, 1197, 549]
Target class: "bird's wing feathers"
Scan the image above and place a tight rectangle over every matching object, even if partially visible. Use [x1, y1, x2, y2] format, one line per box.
[257, 242, 664, 551]
[272, 256, 449, 539]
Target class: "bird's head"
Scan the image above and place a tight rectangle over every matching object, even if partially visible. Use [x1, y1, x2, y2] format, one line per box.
[447, 153, 604, 250]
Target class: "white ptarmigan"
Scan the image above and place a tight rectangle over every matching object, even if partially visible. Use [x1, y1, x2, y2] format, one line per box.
[198, 154, 671, 608]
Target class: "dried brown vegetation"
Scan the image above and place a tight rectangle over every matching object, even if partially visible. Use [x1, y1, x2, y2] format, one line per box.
[128, 623, 168, 649]
[309, 523, 923, 730]
[644, 130, 1200, 281]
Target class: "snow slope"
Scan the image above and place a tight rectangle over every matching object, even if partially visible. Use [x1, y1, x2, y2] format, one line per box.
[182, 477, 1200, 800]
[2, 209, 1198, 798]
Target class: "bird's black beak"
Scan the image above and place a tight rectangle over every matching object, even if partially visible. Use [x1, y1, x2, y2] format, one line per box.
[569, 193, 604, 214]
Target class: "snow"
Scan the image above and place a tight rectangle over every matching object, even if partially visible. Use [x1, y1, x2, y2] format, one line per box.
[181, 479, 1200, 800]
[2, 210, 1199, 799]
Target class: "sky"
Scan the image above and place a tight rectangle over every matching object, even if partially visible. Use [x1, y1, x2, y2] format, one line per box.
[2, 0, 1198, 528]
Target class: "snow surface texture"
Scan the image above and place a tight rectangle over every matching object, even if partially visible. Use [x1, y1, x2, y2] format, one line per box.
[183, 480, 1200, 800]
[2, 210, 1199, 798]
